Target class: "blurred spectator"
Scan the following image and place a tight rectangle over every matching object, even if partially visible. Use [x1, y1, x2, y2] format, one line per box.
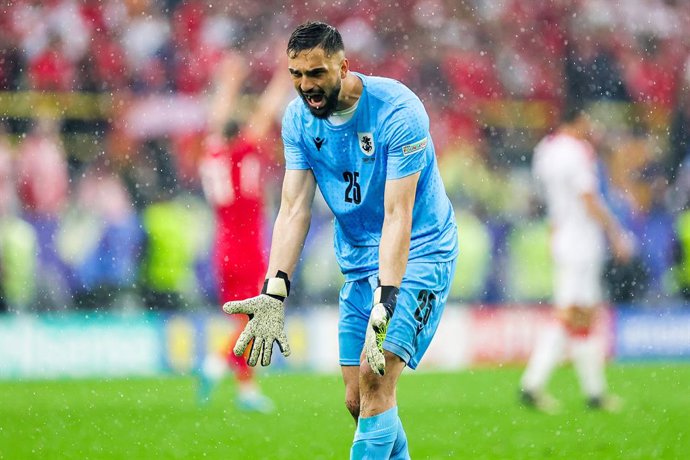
[673, 202, 690, 300]
[0, 127, 9, 312]
[299, 214, 345, 304]
[0, 28, 22, 91]
[618, 33, 684, 109]
[28, 34, 75, 91]
[57, 159, 144, 310]
[134, 139, 202, 311]
[139, 191, 202, 311]
[15, 117, 71, 309]
[601, 131, 663, 303]
[565, 28, 629, 105]
[16, 118, 69, 216]
[667, 61, 690, 181]
[170, 0, 224, 94]
[506, 214, 553, 304]
[121, 2, 171, 93]
[449, 209, 492, 302]
[77, 31, 128, 92]
[638, 165, 675, 298]
[0, 123, 38, 312]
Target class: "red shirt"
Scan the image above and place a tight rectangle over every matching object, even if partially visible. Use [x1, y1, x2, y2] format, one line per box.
[200, 133, 267, 278]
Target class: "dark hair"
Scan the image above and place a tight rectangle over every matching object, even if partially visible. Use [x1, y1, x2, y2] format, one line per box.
[287, 22, 344, 57]
[560, 104, 586, 124]
[222, 119, 240, 139]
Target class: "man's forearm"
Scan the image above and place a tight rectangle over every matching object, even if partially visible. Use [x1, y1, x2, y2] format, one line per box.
[583, 192, 622, 240]
[378, 213, 412, 287]
[378, 172, 419, 287]
[266, 205, 311, 279]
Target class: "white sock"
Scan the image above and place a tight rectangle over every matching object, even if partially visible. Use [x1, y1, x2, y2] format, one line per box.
[202, 354, 226, 380]
[521, 322, 567, 393]
[238, 381, 261, 397]
[570, 334, 606, 398]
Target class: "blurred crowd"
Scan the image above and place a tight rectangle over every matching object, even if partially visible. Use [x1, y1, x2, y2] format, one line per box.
[2, 0, 690, 312]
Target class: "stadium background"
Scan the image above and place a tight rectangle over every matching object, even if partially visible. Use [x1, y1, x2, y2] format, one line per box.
[1, 0, 690, 458]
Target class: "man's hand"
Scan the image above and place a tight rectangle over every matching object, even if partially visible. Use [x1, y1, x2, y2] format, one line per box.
[222, 271, 291, 367]
[611, 229, 636, 264]
[364, 285, 399, 376]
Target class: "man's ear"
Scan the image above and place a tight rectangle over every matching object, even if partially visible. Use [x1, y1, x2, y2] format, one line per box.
[340, 57, 349, 79]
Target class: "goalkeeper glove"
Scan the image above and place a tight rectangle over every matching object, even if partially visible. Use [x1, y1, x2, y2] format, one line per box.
[364, 284, 399, 376]
[222, 271, 291, 367]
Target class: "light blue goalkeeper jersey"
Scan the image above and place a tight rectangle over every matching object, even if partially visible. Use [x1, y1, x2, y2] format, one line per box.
[282, 73, 458, 280]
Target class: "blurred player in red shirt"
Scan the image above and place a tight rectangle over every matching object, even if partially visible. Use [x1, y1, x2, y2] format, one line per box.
[198, 51, 290, 412]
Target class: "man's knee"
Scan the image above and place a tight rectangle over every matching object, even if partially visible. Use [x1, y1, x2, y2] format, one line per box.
[359, 360, 383, 392]
[561, 306, 596, 336]
[357, 351, 406, 417]
[341, 363, 361, 420]
[358, 351, 404, 392]
[345, 397, 360, 420]
[344, 378, 360, 420]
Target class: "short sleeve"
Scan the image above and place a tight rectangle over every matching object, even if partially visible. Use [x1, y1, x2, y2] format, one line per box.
[570, 145, 597, 194]
[384, 97, 430, 180]
[282, 101, 311, 170]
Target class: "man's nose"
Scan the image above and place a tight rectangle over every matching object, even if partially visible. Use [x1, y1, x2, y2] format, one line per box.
[299, 76, 314, 92]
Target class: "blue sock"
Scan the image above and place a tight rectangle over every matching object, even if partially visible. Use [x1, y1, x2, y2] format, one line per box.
[390, 416, 410, 459]
[351, 406, 399, 460]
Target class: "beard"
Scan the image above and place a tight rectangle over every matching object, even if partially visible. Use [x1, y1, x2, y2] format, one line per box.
[299, 81, 341, 119]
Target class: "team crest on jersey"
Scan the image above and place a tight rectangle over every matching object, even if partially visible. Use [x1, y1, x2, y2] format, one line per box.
[358, 132, 375, 156]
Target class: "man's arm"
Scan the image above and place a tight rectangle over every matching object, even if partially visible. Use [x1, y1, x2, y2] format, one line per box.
[266, 168, 317, 279]
[364, 171, 420, 375]
[378, 172, 420, 287]
[223, 168, 316, 366]
[582, 191, 633, 262]
[244, 67, 292, 143]
[207, 52, 248, 137]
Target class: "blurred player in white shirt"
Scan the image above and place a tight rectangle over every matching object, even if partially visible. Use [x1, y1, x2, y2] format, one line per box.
[520, 107, 633, 413]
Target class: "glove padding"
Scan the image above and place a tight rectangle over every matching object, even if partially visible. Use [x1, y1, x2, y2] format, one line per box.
[364, 285, 399, 376]
[222, 271, 291, 367]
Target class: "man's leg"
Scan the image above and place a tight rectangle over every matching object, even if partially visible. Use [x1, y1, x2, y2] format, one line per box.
[343, 261, 453, 458]
[214, 272, 273, 412]
[390, 411, 409, 460]
[570, 329, 606, 400]
[350, 350, 407, 460]
[521, 256, 582, 412]
[339, 278, 371, 423]
[567, 306, 619, 410]
[520, 312, 566, 412]
[342, 365, 360, 422]
[224, 317, 268, 408]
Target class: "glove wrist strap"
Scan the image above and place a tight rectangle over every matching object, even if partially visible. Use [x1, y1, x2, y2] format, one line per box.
[374, 285, 399, 317]
[262, 270, 291, 301]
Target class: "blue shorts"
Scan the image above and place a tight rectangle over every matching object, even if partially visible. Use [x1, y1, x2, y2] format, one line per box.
[338, 259, 456, 369]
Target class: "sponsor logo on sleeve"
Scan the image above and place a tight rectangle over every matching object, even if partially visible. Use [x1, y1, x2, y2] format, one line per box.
[402, 137, 428, 156]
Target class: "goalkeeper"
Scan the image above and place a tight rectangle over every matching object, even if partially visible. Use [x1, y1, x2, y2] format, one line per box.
[223, 22, 458, 459]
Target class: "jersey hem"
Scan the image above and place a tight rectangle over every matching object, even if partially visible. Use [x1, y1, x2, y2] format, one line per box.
[383, 339, 414, 369]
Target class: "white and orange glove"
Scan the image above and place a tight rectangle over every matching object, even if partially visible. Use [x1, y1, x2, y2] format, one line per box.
[223, 271, 291, 367]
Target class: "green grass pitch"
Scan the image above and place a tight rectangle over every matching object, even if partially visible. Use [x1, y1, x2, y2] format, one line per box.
[1, 364, 688, 459]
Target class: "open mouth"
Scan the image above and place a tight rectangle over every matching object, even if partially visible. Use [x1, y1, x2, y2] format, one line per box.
[304, 92, 326, 110]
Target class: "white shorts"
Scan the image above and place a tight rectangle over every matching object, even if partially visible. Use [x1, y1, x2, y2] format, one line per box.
[553, 257, 603, 309]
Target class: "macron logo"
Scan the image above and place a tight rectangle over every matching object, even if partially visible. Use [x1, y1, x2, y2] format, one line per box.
[313, 137, 325, 151]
